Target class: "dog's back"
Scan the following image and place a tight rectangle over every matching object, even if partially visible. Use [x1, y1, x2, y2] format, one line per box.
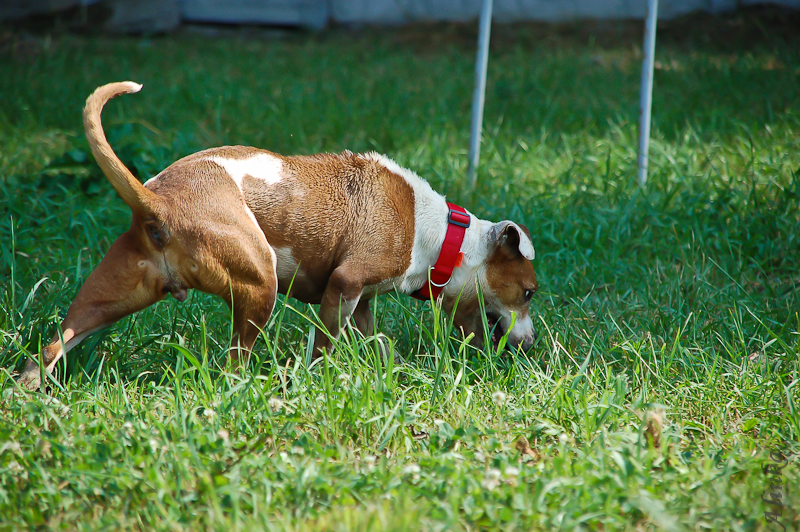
[155, 147, 416, 302]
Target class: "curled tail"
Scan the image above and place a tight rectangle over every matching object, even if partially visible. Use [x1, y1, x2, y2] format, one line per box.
[83, 82, 163, 218]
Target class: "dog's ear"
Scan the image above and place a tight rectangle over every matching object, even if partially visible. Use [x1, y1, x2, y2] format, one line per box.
[488, 221, 535, 261]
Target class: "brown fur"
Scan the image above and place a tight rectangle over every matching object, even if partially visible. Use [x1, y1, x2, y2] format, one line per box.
[485, 225, 538, 306]
[240, 150, 416, 302]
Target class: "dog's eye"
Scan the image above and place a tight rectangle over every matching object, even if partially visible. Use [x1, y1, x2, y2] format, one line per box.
[524, 289, 534, 302]
[148, 226, 165, 247]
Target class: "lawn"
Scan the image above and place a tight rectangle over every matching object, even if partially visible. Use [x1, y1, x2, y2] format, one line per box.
[1, 9, 799, 531]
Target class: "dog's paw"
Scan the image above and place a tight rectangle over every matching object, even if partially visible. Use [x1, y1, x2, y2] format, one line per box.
[17, 363, 43, 391]
[372, 334, 402, 366]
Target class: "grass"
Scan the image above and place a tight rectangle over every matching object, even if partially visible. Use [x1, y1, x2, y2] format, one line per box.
[1, 9, 799, 531]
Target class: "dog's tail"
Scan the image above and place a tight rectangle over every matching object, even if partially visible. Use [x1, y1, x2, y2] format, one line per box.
[83, 81, 164, 218]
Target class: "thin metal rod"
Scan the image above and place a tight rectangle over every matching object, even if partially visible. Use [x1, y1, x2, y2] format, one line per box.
[637, 0, 659, 187]
[467, 0, 493, 186]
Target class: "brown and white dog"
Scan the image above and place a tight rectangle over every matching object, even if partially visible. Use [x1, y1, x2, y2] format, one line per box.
[18, 81, 538, 390]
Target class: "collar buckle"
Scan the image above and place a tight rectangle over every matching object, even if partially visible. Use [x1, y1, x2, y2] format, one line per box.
[448, 208, 471, 228]
[410, 203, 470, 301]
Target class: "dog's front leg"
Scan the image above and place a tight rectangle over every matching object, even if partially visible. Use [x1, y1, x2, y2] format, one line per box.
[352, 298, 375, 338]
[313, 265, 364, 358]
[351, 297, 396, 363]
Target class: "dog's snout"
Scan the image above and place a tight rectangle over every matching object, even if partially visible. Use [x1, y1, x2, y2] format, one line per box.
[171, 287, 188, 302]
[504, 331, 536, 353]
[163, 281, 188, 302]
[521, 332, 536, 352]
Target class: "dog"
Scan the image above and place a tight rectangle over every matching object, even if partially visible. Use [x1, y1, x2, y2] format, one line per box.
[18, 81, 538, 390]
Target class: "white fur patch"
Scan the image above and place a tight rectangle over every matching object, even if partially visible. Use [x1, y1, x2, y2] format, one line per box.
[511, 222, 536, 260]
[365, 152, 451, 291]
[207, 153, 284, 188]
[490, 221, 535, 260]
[200, 155, 281, 252]
[274, 246, 302, 282]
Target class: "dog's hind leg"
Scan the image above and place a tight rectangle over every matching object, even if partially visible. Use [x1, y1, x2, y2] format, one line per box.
[194, 218, 279, 369]
[18, 230, 165, 390]
[224, 281, 277, 368]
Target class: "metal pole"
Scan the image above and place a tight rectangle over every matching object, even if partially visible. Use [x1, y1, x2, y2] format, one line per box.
[467, 0, 493, 186]
[637, 0, 658, 187]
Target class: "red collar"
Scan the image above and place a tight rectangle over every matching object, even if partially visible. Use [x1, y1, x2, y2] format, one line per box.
[410, 203, 471, 301]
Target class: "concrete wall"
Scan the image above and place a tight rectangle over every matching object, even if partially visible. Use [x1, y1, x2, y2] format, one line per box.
[330, 0, 800, 24]
[3, 0, 799, 29]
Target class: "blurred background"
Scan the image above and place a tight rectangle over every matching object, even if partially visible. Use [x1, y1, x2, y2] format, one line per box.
[2, 0, 799, 33]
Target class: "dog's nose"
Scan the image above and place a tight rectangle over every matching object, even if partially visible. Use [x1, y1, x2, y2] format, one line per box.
[520, 332, 536, 352]
[163, 282, 188, 302]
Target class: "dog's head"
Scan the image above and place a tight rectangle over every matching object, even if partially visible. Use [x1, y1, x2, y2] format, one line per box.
[446, 221, 537, 352]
